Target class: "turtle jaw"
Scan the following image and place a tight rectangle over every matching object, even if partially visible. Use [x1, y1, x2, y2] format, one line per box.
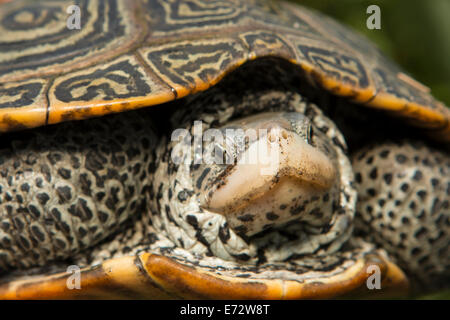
[196, 112, 339, 237]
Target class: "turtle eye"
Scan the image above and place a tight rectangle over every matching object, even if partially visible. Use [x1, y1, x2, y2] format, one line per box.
[307, 125, 313, 144]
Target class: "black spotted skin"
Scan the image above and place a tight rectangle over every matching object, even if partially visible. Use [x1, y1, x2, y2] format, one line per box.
[352, 141, 450, 288]
[0, 111, 157, 271]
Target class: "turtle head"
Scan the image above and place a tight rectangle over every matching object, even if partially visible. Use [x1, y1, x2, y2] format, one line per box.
[162, 91, 356, 264]
[193, 112, 341, 237]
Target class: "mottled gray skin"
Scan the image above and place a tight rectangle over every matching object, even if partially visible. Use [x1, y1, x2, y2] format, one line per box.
[0, 113, 156, 271]
[0, 59, 448, 292]
[353, 142, 449, 287]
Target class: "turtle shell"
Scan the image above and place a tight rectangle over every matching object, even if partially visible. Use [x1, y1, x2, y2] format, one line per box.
[0, 0, 449, 140]
[0, 0, 446, 299]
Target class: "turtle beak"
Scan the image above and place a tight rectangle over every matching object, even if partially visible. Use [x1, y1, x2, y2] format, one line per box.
[196, 112, 339, 236]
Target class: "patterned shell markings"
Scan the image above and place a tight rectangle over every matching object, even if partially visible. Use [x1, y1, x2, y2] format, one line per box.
[0, 0, 448, 140]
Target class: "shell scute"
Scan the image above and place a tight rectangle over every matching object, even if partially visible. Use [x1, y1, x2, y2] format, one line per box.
[0, 0, 448, 140]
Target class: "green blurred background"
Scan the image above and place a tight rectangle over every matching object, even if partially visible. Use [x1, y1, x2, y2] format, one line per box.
[288, 0, 450, 108]
[287, 0, 449, 299]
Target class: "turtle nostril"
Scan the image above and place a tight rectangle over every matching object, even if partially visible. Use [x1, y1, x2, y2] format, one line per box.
[268, 127, 288, 142]
[268, 130, 277, 143]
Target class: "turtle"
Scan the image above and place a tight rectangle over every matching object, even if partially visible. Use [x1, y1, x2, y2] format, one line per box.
[0, 0, 448, 300]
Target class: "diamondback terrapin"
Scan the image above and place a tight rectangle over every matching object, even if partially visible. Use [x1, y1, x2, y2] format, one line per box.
[0, 0, 448, 299]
